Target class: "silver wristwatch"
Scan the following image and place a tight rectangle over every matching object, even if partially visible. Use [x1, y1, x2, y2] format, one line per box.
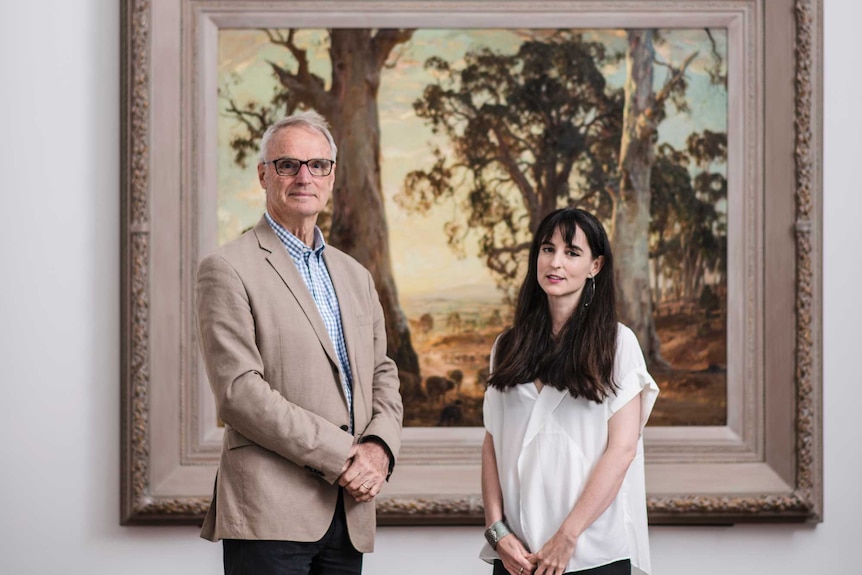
[484, 519, 512, 549]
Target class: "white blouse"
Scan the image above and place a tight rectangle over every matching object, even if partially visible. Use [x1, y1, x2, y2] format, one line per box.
[480, 324, 659, 574]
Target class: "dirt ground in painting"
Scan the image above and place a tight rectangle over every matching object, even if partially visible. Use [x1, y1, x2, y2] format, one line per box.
[648, 307, 726, 426]
[400, 327, 497, 427]
[400, 303, 727, 428]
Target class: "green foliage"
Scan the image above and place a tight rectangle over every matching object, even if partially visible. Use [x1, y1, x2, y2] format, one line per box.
[649, 130, 727, 303]
[398, 32, 624, 300]
[687, 129, 727, 170]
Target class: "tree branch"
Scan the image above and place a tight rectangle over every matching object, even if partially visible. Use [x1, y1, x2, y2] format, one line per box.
[224, 97, 270, 137]
[485, 242, 531, 278]
[262, 28, 332, 113]
[489, 122, 539, 218]
[264, 29, 310, 80]
[372, 29, 416, 70]
[704, 28, 727, 87]
[653, 51, 698, 109]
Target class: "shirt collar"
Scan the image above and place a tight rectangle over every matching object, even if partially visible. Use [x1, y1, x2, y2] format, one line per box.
[265, 212, 326, 259]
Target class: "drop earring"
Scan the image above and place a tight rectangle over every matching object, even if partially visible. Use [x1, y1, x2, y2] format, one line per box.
[583, 275, 596, 307]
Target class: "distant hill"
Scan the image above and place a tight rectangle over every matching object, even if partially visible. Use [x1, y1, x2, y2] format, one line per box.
[400, 282, 507, 318]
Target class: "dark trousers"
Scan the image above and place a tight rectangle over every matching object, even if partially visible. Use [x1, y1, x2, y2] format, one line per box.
[493, 558, 631, 575]
[223, 490, 362, 575]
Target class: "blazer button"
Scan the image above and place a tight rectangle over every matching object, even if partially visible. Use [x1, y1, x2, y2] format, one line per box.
[340, 425, 349, 431]
[304, 465, 324, 478]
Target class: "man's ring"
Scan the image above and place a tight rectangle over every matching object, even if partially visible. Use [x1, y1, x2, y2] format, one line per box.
[518, 568, 524, 575]
[361, 482, 370, 490]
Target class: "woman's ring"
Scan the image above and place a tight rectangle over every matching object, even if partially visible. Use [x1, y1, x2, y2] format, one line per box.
[518, 568, 524, 575]
[361, 482, 370, 490]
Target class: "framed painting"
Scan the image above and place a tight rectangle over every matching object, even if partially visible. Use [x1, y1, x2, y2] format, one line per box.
[121, 0, 822, 525]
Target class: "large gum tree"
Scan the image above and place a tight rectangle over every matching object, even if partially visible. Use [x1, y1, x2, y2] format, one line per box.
[224, 29, 421, 377]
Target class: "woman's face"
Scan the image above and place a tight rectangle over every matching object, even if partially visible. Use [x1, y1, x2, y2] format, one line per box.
[536, 225, 604, 308]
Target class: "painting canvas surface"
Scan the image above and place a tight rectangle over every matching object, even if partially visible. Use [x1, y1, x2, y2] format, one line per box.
[217, 27, 728, 428]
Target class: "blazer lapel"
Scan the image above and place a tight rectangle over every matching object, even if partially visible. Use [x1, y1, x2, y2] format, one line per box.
[253, 217, 340, 368]
[323, 250, 367, 419]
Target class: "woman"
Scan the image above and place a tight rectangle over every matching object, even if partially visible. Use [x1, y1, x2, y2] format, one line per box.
[480, 208, 659, 575]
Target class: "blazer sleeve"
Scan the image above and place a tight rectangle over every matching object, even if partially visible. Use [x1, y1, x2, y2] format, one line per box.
[355, 269, 404, 472]
[196, 253, 353, 484]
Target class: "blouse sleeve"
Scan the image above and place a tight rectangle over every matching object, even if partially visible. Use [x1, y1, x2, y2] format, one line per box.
[607, 324, 660, 432]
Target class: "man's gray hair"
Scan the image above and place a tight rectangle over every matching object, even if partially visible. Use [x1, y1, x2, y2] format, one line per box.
[258, 110, 338, 163]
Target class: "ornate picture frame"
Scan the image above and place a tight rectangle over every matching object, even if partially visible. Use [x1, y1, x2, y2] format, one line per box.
[121, 0, 822, 525]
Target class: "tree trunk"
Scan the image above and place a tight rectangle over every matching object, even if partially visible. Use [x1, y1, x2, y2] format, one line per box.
[614, 30, 666, 365]
[326, 30, 420, 376]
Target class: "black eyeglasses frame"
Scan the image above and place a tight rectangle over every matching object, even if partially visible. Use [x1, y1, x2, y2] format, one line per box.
[263, 157, 335, 177]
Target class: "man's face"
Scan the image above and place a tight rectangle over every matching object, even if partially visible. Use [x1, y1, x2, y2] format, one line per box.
[258, 126, 336, 228]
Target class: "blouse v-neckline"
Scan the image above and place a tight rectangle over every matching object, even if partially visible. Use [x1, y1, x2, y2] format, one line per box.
[533, 379, 544, 394]
[519, 383, 567, 449]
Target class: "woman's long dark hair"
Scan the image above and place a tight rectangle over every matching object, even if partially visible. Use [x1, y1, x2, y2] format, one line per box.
[488, 208, 618, 402]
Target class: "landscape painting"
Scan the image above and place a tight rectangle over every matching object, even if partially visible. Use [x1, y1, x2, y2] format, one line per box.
[217, 27, 728, 428]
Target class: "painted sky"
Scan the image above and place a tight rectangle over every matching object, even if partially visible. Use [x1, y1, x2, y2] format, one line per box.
[217, 28, 727, 301]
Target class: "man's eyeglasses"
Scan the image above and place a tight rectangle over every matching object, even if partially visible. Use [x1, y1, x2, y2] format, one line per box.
[264, 157, 335, 177]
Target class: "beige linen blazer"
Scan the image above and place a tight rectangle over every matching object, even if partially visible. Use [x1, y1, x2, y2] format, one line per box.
[196, 216, 403, 552]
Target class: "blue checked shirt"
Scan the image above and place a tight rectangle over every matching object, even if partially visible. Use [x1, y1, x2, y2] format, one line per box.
[265, 212, 354, 432]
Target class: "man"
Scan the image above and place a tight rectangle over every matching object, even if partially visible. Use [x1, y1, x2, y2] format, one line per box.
[196, 110, 403, 574]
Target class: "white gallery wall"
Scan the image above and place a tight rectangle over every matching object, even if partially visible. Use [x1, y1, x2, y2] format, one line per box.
[0, 0, 858, 573]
